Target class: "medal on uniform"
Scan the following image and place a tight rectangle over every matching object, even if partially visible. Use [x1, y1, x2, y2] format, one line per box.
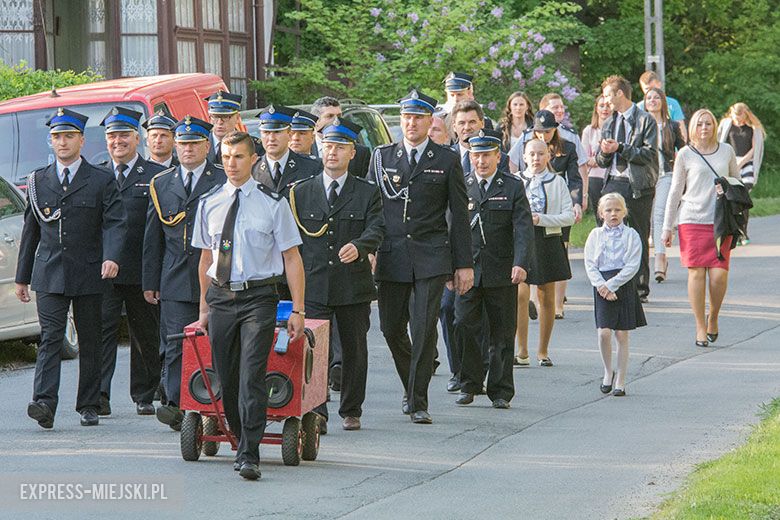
[221, 239, 232, 251]
[44, 207, 51, 216]
[392, 174, 401, 183]
[468, 202, 474, 210]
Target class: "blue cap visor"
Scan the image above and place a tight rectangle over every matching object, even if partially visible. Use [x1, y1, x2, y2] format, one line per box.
[175, 123, 210, 141]
[48, 114, 85, 133]
[445, 79, 472, 91]
[400, 98, 435, 114]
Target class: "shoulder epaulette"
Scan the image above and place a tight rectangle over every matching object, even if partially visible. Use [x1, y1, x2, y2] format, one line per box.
[200, 183, 223, 200]
[499, 171, 522, 184]
[256, 182, 281, 200]
[151, 166, 177, 181]
[290, 175, 317, 188]
[353, 175, 375, 185]
[376, 143, 395, 151]
[212, 163, 224, 170]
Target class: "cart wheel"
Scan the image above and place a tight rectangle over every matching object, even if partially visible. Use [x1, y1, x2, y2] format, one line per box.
[202, 416, 220, 456]
[301, 412, 320, 461]
[281, 417, 303, 466]
[180, 411, 203, 461]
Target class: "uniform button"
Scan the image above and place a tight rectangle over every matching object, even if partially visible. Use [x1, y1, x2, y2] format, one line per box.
[406, 234, 412, 239]
[329, 245, 334, 250]
[409, 181, 413, 185]
[328, 260, 334, 265]
[62, 216, 67, 220]
[63, 246, 68, 251]
[328, 217, 334, 222]
[188, 251, 193, 255]
[62, 231, 67, 236]
[328, 231, 334, 235]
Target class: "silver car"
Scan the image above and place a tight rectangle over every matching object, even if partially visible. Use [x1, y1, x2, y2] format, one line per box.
[0, 176, 78, 359]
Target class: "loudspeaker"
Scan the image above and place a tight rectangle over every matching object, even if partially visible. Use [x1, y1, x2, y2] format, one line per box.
[179, 320, 330, 419]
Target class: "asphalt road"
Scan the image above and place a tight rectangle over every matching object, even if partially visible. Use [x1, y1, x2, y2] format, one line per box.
[1, 216, 778, 520]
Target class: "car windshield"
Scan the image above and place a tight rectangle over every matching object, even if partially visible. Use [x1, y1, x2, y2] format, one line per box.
[2, 102, 148, 183]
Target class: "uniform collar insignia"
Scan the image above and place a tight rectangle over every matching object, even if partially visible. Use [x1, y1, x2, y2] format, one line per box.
[138, 165, 144, 173]
[426, 150, 434, 158]
[206, 169, 212, 176]
[288, 158, 296, 168]
[396, 149, 403, 158]
[497, 177, 503, 185]
[467, 178, 474, 185]
[260, 162, 266, 171]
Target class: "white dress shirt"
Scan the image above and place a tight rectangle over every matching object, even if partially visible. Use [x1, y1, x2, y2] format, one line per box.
[583, 223, 642, 293]
[322, 171, 348, 197]
[403, 138, 429, 164]
[180, 161, 206, 189]
[112, 153, 139, 181]
[610, 104, 636, 178]
[267, 150, 291, 178]
[56, 157, 82, 184]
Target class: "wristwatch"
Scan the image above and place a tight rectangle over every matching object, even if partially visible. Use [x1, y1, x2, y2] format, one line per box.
[291, 310, 306, 317]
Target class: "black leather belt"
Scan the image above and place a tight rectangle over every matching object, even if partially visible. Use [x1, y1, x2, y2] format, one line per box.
[212, 276, 283, 292]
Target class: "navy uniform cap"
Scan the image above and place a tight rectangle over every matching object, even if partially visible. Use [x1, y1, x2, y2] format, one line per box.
[258, 104, 296, 132]
[47, 107, 88, 134]
[142, 110, 177, 132]
[466, 129, 502, 153]
[443, 71, 474, 92]
[205, 90, 242, 115]
[532, 109, 559, 132]
[398, 89, 438, 115]
[321, 118, 362, 145]
[174, 115, 213, 142]
[291, 109, 319, 131]
[101, 106, 143, 133]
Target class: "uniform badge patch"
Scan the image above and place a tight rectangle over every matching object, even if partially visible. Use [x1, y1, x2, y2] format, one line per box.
[221, 239, 232, 251]
[396, 149, 403, 158]
[468, 202, 475, 210]
[44, 207, 51, 216]
[427, 150, 434, 158]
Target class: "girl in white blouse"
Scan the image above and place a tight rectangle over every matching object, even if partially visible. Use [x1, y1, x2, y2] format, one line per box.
[584, 193, 646, 396]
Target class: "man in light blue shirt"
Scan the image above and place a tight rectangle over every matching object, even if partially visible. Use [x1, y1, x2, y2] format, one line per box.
[637, 70, 687, 139]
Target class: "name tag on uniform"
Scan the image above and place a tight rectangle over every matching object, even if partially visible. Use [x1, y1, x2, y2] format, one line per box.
[135, 183, 150, 187]
[423, 169, 444, 175]
[385, 168, 398, 173]
[489, 196, 508, 201]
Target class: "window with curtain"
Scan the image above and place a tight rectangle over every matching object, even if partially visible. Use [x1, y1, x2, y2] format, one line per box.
[175, 0, 195, 28]
[0, 0, 35, 65]
[120, 0, 158, 76]
[87, 0, 108, 76]
[229, 44, 247, 99]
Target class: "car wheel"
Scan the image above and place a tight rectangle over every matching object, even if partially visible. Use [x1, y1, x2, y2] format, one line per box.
[61, 308, 79, 360]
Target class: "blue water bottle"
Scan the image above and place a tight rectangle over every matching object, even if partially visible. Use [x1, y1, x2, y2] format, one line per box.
[274, 300, 293, 354]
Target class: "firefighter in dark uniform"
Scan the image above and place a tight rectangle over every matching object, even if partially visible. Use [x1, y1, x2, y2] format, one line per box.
[288, 109, 320, 160]
[370, 89, 474, 424]
[97, 107, 163, 417]
[143, 116, 226, 430]
[452, 130, 534, 409]
[192, 131, 305, 480]
[206, 90, 263, 165]
[440, 72, 494, 143]
[252, 105, 321, 198]
[288, 119, 385, 431]
[143, 111, 179, 168]
[15, 108, 127, 429]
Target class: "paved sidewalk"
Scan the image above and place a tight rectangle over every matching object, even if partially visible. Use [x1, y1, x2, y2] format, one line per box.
[0, 216, 778, 519]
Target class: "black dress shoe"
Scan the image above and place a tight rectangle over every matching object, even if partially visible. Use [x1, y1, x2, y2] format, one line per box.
[27, 401, 54, 429]
[80, 408, 99, 426]
[446, 375, 461, 393]
[639, 295, 649, 303]
[156, 404, 184, 426]
[455, 392, 474, 405]
[612, 388, 626, 397]
[329, 363, 342, 392]
[233, 460, 241, 471]
[695, 340, 710, 348]
[136, 402, 155, 415]
[706, 332, 719, 343]
[492, 399, 510, 409]
[410, 411, 432, 424]
[401, 396, 410, 415]
[528, 300, 538, 320]
[98, 394, 111, 416]
[600, 372, 615, 394]
[239, 462, 262, 480]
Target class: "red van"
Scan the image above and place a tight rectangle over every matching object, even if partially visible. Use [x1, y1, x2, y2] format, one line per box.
[0, 73, 227, 185]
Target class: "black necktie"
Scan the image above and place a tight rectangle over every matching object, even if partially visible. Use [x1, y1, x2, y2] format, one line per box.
[184, 171, 192, 196]
[409, 148, 418, 171]
[272, 162, 281, 188]
[216, 189, 240, 285]
[479, 179, 487, 196]
[61, 167, 70, 192]
[462, 151, 471, 175]
[116, 163, 128, 188]
[328, 180, 339, 206]
[615, 116, 628, 172]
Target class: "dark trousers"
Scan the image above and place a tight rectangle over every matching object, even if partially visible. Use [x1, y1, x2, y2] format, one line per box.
[439, 287, 490, 378]
[99, 283, 161, 404]
[602, 177, 654, 297]
[378, 275, 447, 413]
[159, 299, 199, 407]
[308, 301, 370, 420]
[206, 284, 278, 466]
[588, 176, 604, 214]
[454, 284, 517, 402]
[34, 292, 102, 414]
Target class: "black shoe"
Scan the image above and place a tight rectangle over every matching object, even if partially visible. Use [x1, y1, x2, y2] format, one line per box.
[233, 460, 241, 471]
[612, 388, 626, 397]
[695, 340, 710, 348]
[706, 332, 719, 343]
[80, 408, 99, 426]
[432, 359, 440, 375]
[492, 399, 510, 409]
[455, 392, 474, 405]
[238, 462, 262, 480]
[600, 372, 615, 394]
[401, 395, 410, 415]
[156, 404, 184, 426]
[136, 402, 155, 415]
[98, 394, 111, 416]
[446, 375, 461, 393]
[528, 301, 538, 320]
[329, 363, 342, 392]
[27, 401, 54, 429]
[639, 295, 649, 303]
[410, 410, 432, 424]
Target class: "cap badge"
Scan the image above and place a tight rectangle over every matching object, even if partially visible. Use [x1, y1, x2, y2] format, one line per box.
[268, 105, 275, 114]
[216, 94, 223, 102]
[478, 130, 485, 138]
[112, 107, 119, 115]
[57, 107, 64, 116]
[185, 126, 191, 131]
[293, 112, 300, 118]
[410, 90, 419, 100]
[157, 110, 164, 116]
[185, 115, 192, 125]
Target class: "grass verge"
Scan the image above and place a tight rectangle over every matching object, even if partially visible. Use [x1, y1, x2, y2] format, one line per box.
[649, 398, 780, 519]
[0, 339, 37, 369]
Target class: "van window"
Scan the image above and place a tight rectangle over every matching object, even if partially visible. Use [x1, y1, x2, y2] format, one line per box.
[153, 102, 172, 117]
[11, 102, 148, 183]
[0, 114, 16, 180]
[0, 178, 24, 218]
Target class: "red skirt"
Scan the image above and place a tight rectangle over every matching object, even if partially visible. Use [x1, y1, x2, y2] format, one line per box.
[678, 223, 733, 270]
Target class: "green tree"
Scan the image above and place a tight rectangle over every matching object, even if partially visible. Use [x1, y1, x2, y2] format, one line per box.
[0, 62, 101, 102]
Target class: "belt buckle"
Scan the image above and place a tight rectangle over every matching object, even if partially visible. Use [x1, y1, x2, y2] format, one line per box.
[229, 281, 247, 291]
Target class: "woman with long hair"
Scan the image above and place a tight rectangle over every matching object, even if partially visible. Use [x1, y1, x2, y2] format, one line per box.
[717, 102, 766, 245]
[497, 91, 534, 152]
[581, 95, 612, 212]
[644, 87, 686, 282]
[662, 109, 740, 347]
